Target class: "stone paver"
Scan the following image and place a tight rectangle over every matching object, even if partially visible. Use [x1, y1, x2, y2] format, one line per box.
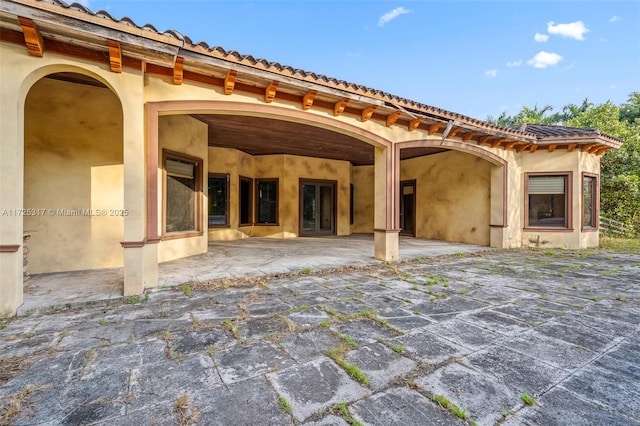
[1, 249, 639, 425]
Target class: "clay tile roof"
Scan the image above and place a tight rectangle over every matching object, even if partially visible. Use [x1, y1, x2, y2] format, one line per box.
[516, 124, 600, 138]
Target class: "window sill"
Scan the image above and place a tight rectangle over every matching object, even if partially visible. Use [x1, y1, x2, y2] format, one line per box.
[523, 227, 574, 233]
[208, 224, 231, 229]
[162, 231, 204, 241]
[255, 223, 280, 227]
[581, 227, 598, 233]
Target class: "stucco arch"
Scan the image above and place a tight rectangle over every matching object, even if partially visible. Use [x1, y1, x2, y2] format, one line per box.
[395, 138, 508, 246]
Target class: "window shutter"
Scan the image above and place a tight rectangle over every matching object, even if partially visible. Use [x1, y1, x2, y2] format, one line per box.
[528, 176, 565, 195]
[166, 159, 194, 179]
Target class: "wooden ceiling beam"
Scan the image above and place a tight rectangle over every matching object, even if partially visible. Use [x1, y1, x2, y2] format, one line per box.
[302, 90, 317, 110]
[386, 111, 401, 127]
[172, 56, 184, 85]
[264, 81, 278, 103]
[334, 99, 349, 116]
[361, 106, 376, 122]
[18, 17, 44, 57]
[107, 39, 122, 73]
[224, 70, 237, 95]
[408, 118, 422, 131]
[428, 123, 444, 135]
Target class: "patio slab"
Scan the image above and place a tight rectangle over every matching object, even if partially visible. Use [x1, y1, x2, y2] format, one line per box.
[2, 249, 639, 425]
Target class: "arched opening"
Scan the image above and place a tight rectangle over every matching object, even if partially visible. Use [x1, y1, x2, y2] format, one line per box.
[396, 140, 508, 247]
[23, 72, 125, 276]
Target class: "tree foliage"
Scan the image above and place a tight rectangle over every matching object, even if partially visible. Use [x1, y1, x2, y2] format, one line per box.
[487, 93, 640, 236]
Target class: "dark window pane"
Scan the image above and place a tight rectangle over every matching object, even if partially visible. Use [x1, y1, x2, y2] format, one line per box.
[167, 174, 196, 232]
[208, 176, 227, 226]
[257, 180, 277, 224]
[240, 178, 252, 225]
[583, 176, 595, 227]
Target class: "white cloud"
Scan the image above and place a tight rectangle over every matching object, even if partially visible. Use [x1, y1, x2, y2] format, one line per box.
[507, 60, 523, 67]
[610, 15, 621, 23]
[527, 51, 563, 68]
[610, 85, 616, 90]
[534, 33, 549, 42]
[378, 7, 410, 27]
[547, 21, 589, 40]
[485, 69, 498, 78]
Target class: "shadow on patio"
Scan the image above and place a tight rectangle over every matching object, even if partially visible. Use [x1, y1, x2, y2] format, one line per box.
[19, 234, 487, 315]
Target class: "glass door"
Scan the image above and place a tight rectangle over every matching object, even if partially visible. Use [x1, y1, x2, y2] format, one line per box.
[300, 181, 335, 235]
[400, 180, 416, 236]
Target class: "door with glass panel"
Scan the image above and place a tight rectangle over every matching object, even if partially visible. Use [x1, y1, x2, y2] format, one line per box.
[400, 180, 416, 236]
[300, 181, 336, 235]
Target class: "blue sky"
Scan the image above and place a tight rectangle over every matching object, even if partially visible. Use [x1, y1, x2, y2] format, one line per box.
[83, 0, 639, 120]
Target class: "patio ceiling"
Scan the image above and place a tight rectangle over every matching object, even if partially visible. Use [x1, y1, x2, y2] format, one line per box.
[192, 114, 447, 166]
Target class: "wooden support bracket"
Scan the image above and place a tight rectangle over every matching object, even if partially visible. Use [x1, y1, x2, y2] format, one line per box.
[478, 135, 492, 145]
[18, 17, 44, 57]
[529, 145, 538, 153]
[447, 127, 460, 139]
[334, 99, 349, 116]
[547, 144, 558, 153]
[567, 143, 577, 152]
[107, 39, 122, 73]
[516, 144, 530, 153]
[173, 56, 184, 85]
[504, 141, 518, 150]
[224, 70, 237, 95]
[265, 81, 279, 103]
[463, 132, 476, 142]
[408, 118, 422, 131]
[361, 106, 376, 122]
[386, 111, 401, 127]
[490, 139, 504, 148]
[302, 90, 316, 110]
[428, 123, 444, 135]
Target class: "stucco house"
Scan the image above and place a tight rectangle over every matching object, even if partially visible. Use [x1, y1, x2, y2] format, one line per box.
[0, 0, 622, 316]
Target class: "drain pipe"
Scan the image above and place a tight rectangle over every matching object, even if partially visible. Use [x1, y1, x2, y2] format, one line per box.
[440, 120, 455, 145]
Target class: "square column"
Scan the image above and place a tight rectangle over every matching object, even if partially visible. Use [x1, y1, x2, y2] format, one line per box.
[373, 146, 399, 261]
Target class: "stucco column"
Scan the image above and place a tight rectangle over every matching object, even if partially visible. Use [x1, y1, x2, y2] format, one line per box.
[373, 146, 399, 261]
[0, 75, 24, 317]
[121, 94, 157, 296]
[490, 165, 507, 248]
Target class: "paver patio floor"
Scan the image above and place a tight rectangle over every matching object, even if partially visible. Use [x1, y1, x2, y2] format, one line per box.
[1, 249, 639, 425]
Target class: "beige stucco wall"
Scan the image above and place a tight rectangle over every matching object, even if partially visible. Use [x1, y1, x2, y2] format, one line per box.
[352, 166, 375, 233]
[400, 151, 492, 246]
[23, 77, 125, 273]
[518, 149, 600, 249]
[207, 146, 352, 240]
[157, 115, 209, 262]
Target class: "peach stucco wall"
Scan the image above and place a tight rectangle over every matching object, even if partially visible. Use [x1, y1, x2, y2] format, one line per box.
[23, 77, 125, 273]
[400, 151, 492, 246]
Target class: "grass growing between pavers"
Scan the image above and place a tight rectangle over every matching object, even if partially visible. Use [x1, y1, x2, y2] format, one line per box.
[326, 343, 369, 386]
[330, 401, 364, 426]
[174, 395, 201, 426]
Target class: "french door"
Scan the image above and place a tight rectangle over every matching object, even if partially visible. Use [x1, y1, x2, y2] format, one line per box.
[300, 181, 336, 235]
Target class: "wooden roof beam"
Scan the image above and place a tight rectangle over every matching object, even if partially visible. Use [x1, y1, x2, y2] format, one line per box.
[516, 144, 530, 153]
[547, 144, 558, 153]
[173, 56, 184, 85]
[361, 106, 376, 122]
[334, 99, 349, 116]
[478, 135, 492, 145]
[224, 70, 237, 95]
[265, 81, 278, 103]
[18, 17, 44, 57]
[462, 132, 476, 142]
[504, 141, 518, 150]
[447, 127, 460, 139]
[491, 139, 504, 148]
[529, 145, 538, 153]
[302, 90, 316, 110]
[386, 111, 401, 127]
[428, 123, 444, 135]
[408, 118, 422, 131]
[581, 143, 598, 152]
[107, 40, 122, 73]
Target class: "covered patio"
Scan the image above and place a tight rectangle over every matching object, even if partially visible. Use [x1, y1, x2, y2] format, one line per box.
[18, 235, 487, 315]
